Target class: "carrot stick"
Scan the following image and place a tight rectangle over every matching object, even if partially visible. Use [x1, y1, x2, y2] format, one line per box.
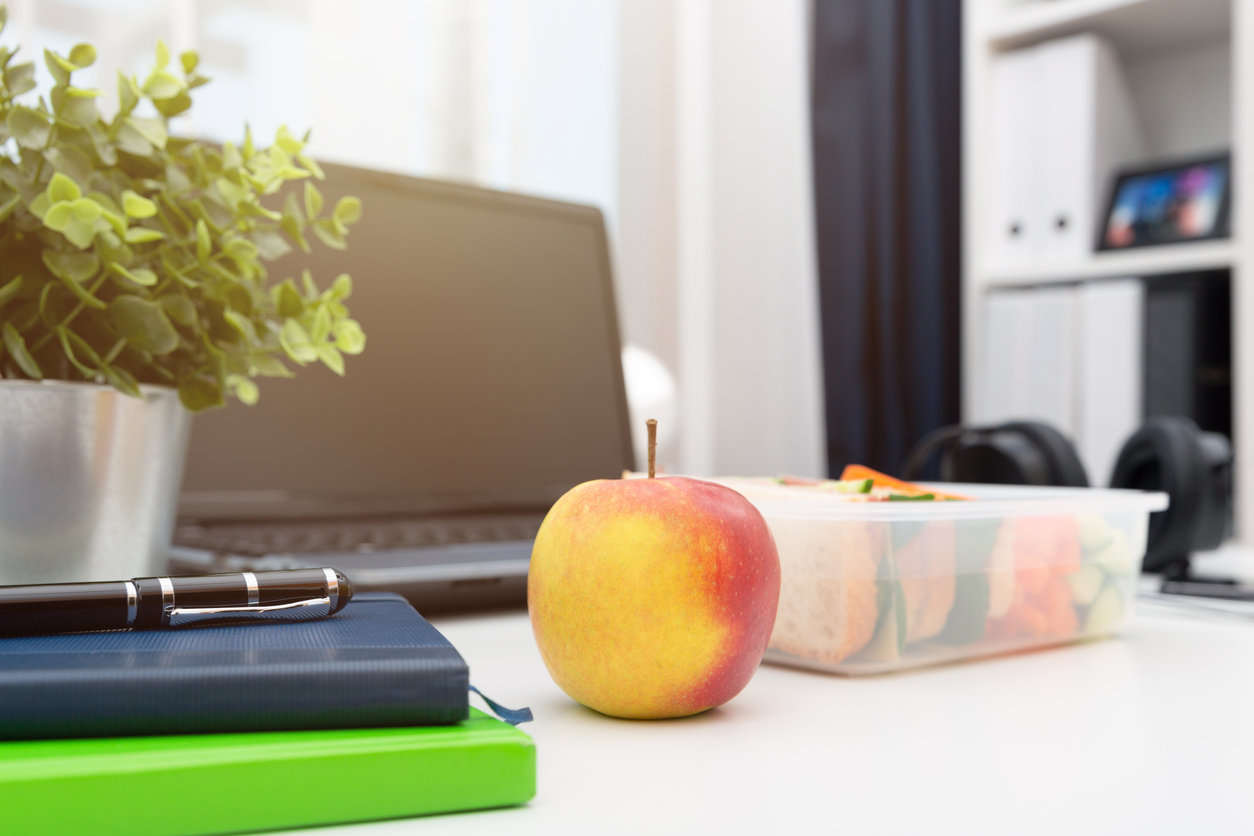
[838, 464, 971, 501]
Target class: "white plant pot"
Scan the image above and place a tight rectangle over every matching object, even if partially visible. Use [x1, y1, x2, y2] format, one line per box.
[0, 380, 190, 584]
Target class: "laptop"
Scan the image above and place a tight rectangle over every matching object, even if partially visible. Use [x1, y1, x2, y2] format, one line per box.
[169, 163, 635, 613]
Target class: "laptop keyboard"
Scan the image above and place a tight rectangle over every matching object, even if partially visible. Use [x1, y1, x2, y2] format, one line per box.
[173, 513, 547, 557]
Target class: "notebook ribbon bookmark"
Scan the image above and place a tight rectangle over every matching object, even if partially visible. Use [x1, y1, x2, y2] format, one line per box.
[469, 685, 533, 725]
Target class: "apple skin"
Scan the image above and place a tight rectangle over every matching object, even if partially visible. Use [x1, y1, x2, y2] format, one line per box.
[529, 476, 781, 719]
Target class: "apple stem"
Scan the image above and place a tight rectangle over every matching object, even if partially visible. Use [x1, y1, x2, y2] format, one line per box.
[646, 419, 657, 478]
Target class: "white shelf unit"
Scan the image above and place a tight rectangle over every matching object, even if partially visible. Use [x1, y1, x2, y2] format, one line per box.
[962, 0, 1254, 539]
[982, 239, 1236, 287]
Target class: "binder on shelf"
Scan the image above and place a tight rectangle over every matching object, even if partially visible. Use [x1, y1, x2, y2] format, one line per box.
[977, 289, 1034, 422]
[1023, 285, 1076, 435]
[976, 286, 1076, 440]
[989, 48, 1043, 262]
[1039, 34, 1143, 261]
[987, 33, 1144, 266]
[1076, 279, 1143, 484]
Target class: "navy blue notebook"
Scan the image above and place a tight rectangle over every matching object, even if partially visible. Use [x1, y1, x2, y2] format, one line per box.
[0, 593, 469, 740]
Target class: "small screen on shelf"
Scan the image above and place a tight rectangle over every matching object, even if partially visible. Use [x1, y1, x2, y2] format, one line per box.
[1100, 155, 1230, 250]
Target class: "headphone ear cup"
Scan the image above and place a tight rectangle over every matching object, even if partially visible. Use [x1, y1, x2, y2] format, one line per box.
[998, 421, 1090, 487]
[1110, 416, 1208, 572]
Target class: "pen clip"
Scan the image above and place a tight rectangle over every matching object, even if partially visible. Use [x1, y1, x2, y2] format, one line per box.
[163, 596, 333, 628]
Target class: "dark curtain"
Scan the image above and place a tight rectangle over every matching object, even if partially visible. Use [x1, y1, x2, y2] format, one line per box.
[811, 0, 962, 477]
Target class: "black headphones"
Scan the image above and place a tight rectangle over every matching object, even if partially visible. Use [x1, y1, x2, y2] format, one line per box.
[902, 417, 1233, 574]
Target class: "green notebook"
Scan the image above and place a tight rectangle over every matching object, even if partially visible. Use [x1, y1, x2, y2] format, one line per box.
[0, 709, 534, 836]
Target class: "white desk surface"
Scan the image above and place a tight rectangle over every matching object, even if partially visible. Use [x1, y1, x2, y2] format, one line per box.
[293, 597, 1254, 836]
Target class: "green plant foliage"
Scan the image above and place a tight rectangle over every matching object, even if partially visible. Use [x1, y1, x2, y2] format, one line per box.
[0, 11, 364, 412]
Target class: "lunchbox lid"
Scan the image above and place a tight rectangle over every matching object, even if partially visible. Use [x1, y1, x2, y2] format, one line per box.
[713, 479, 1169, 521]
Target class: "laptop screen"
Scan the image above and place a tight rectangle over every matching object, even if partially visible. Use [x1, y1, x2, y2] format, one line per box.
[179, 165, 634, 521]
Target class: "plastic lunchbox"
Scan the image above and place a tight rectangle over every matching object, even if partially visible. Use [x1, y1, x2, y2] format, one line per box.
[717, 480, 1169, 675]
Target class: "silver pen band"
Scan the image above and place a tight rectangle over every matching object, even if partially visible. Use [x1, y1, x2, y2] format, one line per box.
[124, 581, 138, 627]
[243, 572, 259, 606]
[158, 576, 174, 609]
[323, 568, 339, 611]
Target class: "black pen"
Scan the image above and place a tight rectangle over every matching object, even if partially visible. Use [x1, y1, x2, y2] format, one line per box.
[0, 568, 352, 637]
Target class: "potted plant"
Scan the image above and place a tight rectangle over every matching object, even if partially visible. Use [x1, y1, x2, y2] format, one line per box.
[0, 8, 364, 583]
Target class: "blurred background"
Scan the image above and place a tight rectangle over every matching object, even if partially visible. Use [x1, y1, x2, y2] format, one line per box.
[7, 0, 825, 483]
[14, 0, 1244, 539]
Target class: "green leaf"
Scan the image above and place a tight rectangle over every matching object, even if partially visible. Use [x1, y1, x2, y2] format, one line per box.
[333, 318, 366, 355]
[311, 219, 346, 250]
[143, 69, 182, 100]
[44, 49, 73, 86]
[250, 353, 293, 378]
[164, 160, 191, 191]
[123, 226, 165, 244]
[228, 374, 259, 405]
[43, 198, 108, 249]
[103, 365, 142, 398]
[7, 106, 51, 149]
[114, 122, 153, 156]
[39, 281, 65, 327]
[53, 86, 100, 126]
[28, 192, 51, 220]
[87, 123, 117, 166]
[195, 219, 211, 262]
[224, 310, 258, 343]
[251, 229, 291, 261]
[180, 50, 200, 74]
[125, 116, 167, 150]
[57, 327, 101, 377]
[297, 153, 325, 180]
[44, 143, 93, 185]
[317, 343, 344, 375]
[310, 304, 332, 343]
[43, 250, 99, 283]
[333, 196, 363, 226]
[178, 376, 224, 412]
[221, 141, 243, 171]
[121, 189, 157, 218]
[117, 71, 140, 116]
[0, 192, 19, 225]
[42, 250, 106, 308]
[68, 43, 97, 68]
[279, 319, 317, 364]
[272, 279, 304, 317]
[0, 275, 22, 307]
[274, 125, 303, 154]
[159, 294, 197, 327]
[304, 181, 323, 219]
[109, 295, 180, 355]
[153, 90, 192, 118]
[223, 237, 259, 263]
[155, 39, 170, 71]
[108, 262, 158, 287]
[327, 273, 352, 300]
[215, 176, 248, 211]
[47, 172, 81, 203]
[3, 323, 42, 379]
[4, 62, 35, 96]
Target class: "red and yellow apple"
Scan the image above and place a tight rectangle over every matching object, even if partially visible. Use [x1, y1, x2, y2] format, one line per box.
[528, 476, 781, 719]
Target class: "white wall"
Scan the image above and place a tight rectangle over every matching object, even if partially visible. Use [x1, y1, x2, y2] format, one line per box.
[619, 0, 827, 478]
[9, 0, 619, 220]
